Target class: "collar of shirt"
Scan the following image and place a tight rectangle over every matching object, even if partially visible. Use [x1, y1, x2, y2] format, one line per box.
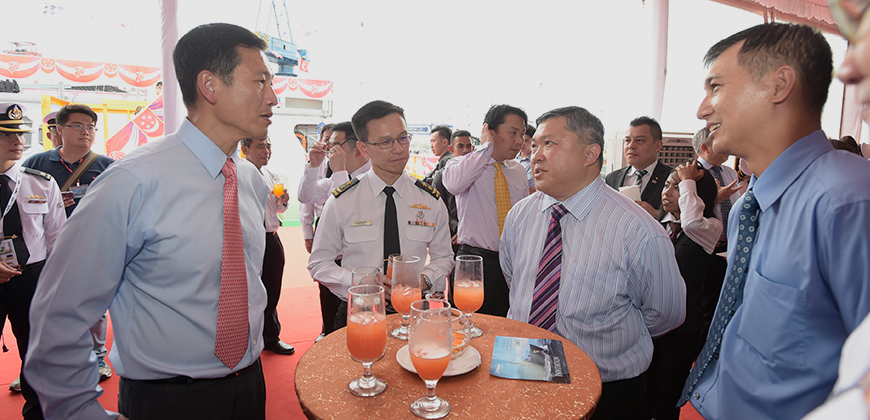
[351, 160, 373, 178]
[47, 147, 63, 163]
[178, 119, 241, 180]
[661, 212, 679, 224]
[362, 168, 411, 201]
[537, 176, 606, 224]
[1, 162, 21, 182]
[628, 161, 658, 177]
[515, 154, 530, 163]
[749, 130, 830, 212]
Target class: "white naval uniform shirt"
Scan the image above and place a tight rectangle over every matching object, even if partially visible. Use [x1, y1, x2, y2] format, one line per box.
[0, 163, 66, 263]
[307, 169, 454, 301]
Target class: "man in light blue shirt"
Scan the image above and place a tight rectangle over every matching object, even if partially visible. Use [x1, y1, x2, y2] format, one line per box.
[501, 106, 685, 420]
[24, 23, 278, 420]
[680, 23, 870, 420]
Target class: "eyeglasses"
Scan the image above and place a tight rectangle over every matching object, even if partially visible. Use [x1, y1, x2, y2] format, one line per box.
[829, 0, 870, 42]
[365, 133, 412, 149]
[60, 123, 98, 133]
[329, 137, 355, 150]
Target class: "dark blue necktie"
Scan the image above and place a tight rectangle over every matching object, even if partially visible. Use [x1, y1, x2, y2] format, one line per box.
[679, 188, 760, 406]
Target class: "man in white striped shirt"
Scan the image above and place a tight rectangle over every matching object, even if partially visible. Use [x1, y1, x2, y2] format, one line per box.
[500, 106, 686, 420]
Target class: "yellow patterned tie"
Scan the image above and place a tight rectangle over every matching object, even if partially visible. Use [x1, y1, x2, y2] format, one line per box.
[494, 162, 511, 236]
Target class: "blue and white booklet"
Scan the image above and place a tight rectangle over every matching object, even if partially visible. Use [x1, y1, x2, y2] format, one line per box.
[490, 336, 570, 383]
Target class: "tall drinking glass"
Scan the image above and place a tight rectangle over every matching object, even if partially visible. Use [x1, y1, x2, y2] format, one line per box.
[453, 255, 484, 337]
[352, 266, 383, 287]
[346, 285, 387, 397]
[390, 255, 422, 340]
[409, 299, 453, 419]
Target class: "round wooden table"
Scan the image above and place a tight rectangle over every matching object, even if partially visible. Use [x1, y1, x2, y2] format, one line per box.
[295, 313, 601, 419]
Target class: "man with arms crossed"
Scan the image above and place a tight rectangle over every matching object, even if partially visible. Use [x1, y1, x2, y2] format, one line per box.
[678, 23, 870, 420]
[501, 106, 685, 420]
[25, 23, 277, 420]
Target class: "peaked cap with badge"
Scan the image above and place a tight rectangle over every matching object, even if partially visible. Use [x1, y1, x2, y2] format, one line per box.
[0, 103, 33, 133]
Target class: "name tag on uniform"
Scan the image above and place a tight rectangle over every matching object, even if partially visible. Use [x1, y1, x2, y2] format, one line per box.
[0, 238, 19, 267]
[350, 220, 372, 227]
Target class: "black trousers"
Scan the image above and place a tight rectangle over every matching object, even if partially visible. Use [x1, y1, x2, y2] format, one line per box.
[457, 245, 509, 317]
[699, 255, 727, 347]
[118, 359, 266, 420]
[0, 261, 45, 420]
[261, 232, 284, 345]
[646, 332, 702, 420]
[590, 371, 648, 420]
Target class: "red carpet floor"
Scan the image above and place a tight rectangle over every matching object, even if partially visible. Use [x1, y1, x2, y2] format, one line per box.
[0, 226, 705, 419]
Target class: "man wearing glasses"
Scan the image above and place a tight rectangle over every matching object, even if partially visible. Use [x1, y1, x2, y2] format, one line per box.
[677, 21, 870, 420]
[297, 121, 371, 206]
[23, 103, 116, 384]
[442, 104, 529, 317]
[308, 100, 453, 328]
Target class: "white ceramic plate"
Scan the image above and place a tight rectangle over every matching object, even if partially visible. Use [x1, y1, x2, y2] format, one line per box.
[396, 345, 481, 377]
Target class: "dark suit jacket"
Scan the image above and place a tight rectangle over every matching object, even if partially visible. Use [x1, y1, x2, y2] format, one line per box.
[604, 161, 673, 210]
[423, 152, 453, 185]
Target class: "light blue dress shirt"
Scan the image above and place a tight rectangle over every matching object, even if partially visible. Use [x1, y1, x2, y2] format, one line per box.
[501, 176, 686, 382]
[691, 130, 870, 420]
[25, 119, 269, 420]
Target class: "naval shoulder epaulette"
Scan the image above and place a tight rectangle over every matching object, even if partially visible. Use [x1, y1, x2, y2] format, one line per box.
[332, 178, 360, 198]
[414, 178, 440, 200]
[23, 167, 52, 181]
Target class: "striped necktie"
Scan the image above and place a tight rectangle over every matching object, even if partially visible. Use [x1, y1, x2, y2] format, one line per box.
[215, 158, 249, 369]
[679, 189, 760, 406]
[494, 162, 511, 237]
[529, 203, 569, 332]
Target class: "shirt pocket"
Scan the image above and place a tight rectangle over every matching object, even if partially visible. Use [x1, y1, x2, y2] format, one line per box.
[559, 264, 620, 327]
[345, 224, 379, 244]
[735, 270, 807, 367]
[19, 201, 48, 238]
[405, 225, 434, 243]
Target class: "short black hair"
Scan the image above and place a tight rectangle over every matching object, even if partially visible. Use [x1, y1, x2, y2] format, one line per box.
[240, 137, 269, 148]
[525, 124, 536, 138]
[430, 125, 452, 142]
[156, 81, 163, 87]
[330, 121, 358, 148]
[704, 23, 833, 114]
[352, 100, 406, 143]
[536, 106, 605, 169]
[484, 104, 528, 131]
[630, 116, 663, 141]
[57, 104, 97, 126]
[172, 23, 267, 109]
[320, 123, 335, 140]
[452, 130, 471, 143]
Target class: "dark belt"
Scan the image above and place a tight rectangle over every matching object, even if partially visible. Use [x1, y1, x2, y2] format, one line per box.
[459, 244, 499, 259]
[130, 358, 261, 385]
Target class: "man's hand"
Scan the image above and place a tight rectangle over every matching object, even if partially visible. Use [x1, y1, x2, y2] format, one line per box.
[304, 239, 313, 254]
[451, 233, 459, 245]
[0, 261, 22, 284]
[480, 123, 494, 145]
[675, 160, 704, 182]
[327, 144, 347, 173]
[308, 142, 327, 168]
[278, 190, 290, 206]
[63, 196, 75, 208]
[716, 178, 741, 203]
[636, 201, 659, 218]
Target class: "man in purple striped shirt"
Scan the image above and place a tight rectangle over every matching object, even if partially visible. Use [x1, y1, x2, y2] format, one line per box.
[500, 106, 685, 420]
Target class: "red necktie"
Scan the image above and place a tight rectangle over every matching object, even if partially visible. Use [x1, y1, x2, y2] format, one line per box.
[215, 158, 249, 369]
[529, 203, 568, 332]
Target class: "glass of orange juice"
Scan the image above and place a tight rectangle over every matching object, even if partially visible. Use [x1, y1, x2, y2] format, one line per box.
[346, 284, 387, 397]
[409, 299, 453, 419]
[272, 182, 285, 197]
[390, 255, 422, 340]
[453, 255, 484, 338]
